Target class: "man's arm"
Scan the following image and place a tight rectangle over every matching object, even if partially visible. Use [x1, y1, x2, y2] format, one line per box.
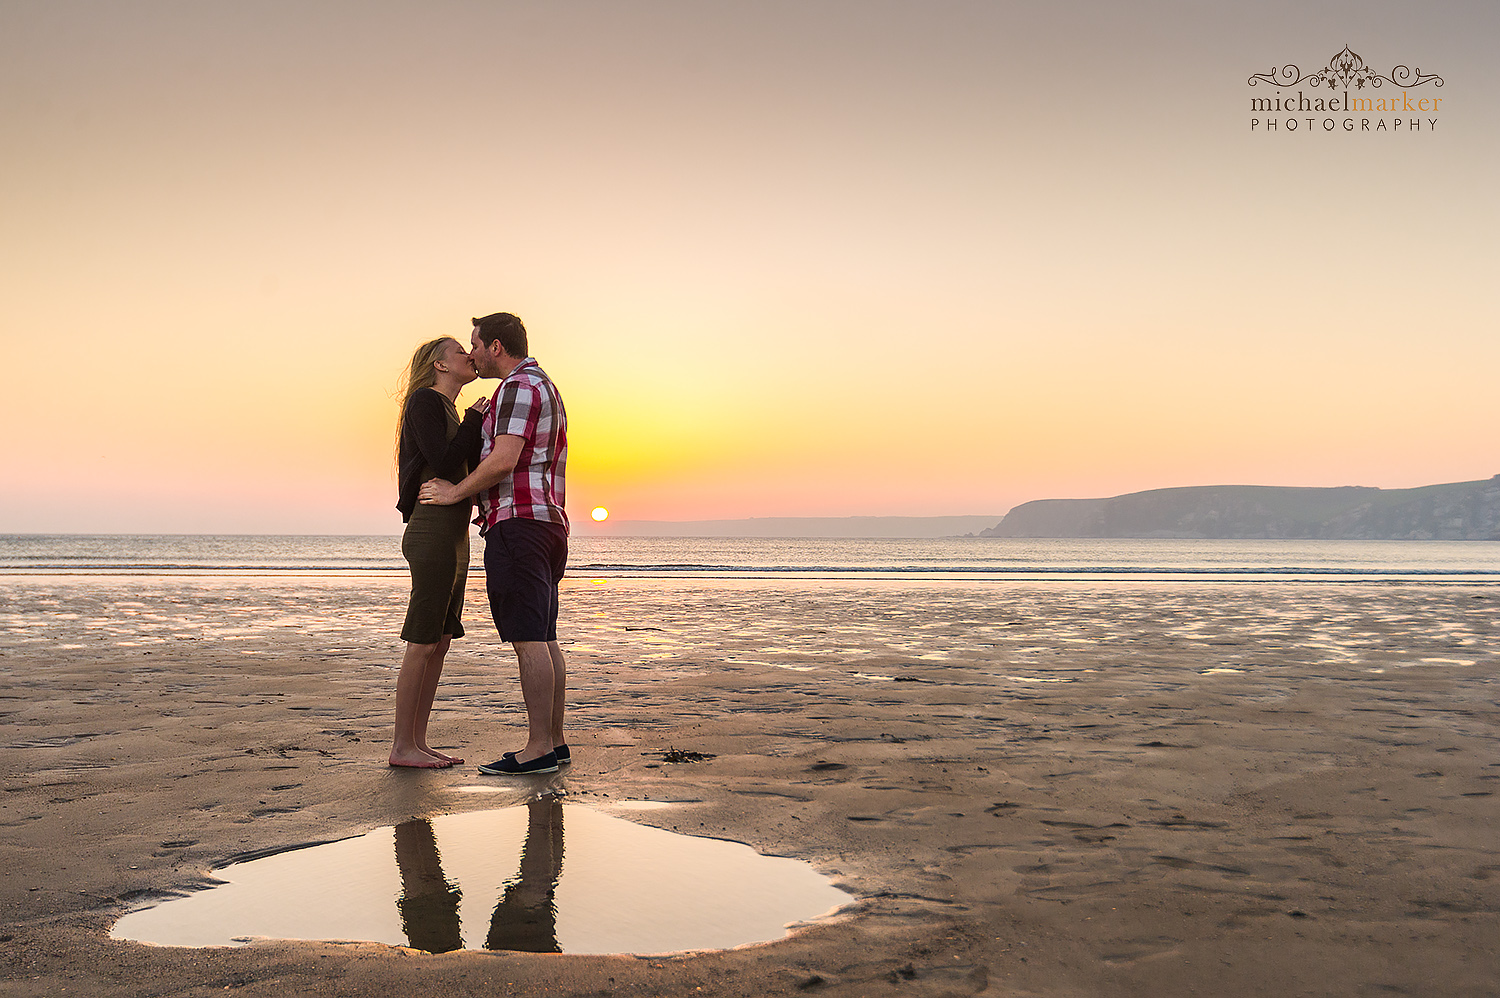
[419, 435, 524, 505]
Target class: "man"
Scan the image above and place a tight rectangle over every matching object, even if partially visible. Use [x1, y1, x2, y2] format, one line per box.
[419, 312, 570, 776]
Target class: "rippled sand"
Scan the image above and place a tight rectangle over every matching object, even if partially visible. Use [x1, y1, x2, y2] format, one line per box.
[1, 575, 1496, 997]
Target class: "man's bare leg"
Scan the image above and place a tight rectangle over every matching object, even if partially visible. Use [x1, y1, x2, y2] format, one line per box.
[512, 640, 562, 763]
[390, 641, 452, 768]
[547, 640, 567, 748]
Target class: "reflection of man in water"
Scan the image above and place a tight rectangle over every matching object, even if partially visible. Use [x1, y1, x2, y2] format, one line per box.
[486, 795, 565, 952]
[393, 818, 463, 953]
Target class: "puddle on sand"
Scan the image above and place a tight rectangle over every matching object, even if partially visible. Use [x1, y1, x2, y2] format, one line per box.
[112, 799, 853, 955]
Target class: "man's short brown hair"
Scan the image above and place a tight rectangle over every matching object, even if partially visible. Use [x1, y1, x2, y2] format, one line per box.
[472, 312, 528, 359]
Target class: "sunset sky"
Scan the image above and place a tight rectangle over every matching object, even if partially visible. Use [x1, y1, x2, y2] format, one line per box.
[2, 0, 1495, 534]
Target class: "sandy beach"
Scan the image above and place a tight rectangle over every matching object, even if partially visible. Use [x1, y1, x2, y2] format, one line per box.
[1, 575, 1496, 996]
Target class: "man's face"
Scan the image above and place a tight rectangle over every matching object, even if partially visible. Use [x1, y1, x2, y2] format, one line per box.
[469, 328, 500, 378]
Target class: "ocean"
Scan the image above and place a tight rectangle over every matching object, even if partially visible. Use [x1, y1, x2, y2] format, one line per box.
[2, 534, 1497, 582]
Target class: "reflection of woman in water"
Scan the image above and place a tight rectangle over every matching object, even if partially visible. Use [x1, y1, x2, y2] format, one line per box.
[393, 818, 463, 953]
[389, 337, 487, 768]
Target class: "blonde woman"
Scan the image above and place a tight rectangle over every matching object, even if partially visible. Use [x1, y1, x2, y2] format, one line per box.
[390, 337, 488, 767]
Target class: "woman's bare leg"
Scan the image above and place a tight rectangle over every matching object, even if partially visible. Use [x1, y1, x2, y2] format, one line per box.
[414, 636, 463, 764]
[390, 641, 451, 768]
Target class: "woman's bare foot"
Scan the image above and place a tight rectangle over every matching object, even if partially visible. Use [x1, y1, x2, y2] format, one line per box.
[422, 747, 464, 765]
[389, 748, 453, 768]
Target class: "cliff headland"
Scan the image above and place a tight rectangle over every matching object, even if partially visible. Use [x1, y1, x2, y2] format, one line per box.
[983, 476, 1500, 540]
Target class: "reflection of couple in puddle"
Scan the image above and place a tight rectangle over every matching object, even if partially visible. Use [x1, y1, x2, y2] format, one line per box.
[393, 796, 565, 953]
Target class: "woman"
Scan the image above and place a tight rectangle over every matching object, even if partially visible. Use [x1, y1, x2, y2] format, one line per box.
[389, 336, 488, 768]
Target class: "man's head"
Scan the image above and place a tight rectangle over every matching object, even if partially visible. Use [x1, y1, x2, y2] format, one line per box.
[469, 312, 528, 378]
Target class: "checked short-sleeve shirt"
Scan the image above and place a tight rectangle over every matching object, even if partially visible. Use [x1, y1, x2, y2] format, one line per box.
[476, 359, 569, 535]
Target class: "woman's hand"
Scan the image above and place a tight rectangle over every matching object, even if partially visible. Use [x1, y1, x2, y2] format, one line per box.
[419, 479, 462, 505]
[466, 397, 491, 417]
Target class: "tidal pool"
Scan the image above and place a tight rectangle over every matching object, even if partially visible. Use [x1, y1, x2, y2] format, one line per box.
[112, 798, 853, 954]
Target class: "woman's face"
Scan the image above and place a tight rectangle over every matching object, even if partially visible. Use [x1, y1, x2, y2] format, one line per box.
[440, 338, 477, 384]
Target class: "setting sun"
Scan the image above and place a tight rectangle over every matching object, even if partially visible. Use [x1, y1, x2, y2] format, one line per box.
[591, 507, 609, 522]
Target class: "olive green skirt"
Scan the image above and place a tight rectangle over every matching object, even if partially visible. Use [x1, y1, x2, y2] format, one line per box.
[400, 501, 472, 644]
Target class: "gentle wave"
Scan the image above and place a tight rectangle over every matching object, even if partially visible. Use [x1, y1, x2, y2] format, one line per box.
[3, 562, 407, 573]
[568, 563, 1500, 576]
[3, 534, 1498, 581]
[8, 560, 1497, 577]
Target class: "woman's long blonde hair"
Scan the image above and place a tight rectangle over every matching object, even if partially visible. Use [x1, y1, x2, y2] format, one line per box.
[394, 337, 458, 467]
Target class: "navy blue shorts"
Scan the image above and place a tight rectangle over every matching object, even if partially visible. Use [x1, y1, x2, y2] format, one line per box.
[483, 518, 567, 643]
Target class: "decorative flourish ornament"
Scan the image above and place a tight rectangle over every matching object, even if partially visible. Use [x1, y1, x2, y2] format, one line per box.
[1248, 45, 1443, 90]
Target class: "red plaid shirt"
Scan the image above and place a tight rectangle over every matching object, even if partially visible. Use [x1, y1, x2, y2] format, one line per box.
[475, 359, 569, 535]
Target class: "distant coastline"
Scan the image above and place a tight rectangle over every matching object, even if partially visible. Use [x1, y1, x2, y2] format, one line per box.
[9, 478, 1498, 540]
[981, 476, 1500, 541]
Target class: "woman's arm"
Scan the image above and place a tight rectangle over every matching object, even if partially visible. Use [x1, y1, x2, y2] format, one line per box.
[403, 391, 485, 481]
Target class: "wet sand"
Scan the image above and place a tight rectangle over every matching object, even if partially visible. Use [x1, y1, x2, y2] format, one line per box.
[1, 575, 1497, 996]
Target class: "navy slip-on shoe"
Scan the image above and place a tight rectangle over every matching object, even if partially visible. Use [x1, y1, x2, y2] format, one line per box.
[503, 743, 570, 765]
[478, 750, 559, 776]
